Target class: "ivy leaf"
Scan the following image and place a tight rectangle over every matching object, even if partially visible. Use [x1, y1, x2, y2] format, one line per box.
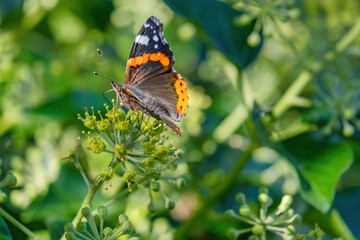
[164, 0, 262, 69]
[283, 133, 353, 213]
[252, 108, 353, 213]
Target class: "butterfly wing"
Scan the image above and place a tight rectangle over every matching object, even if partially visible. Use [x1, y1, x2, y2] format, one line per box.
[124, 16, 175, 85]
[126, 70, 188, 120]
[121, 16, 189, 136]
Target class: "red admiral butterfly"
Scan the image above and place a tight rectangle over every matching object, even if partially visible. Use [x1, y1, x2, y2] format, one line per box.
[110, 16, 189, 136]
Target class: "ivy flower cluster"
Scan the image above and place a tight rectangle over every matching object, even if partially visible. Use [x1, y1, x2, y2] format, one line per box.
[64, 206, 139, 240]
[226, 187, 301, 240]
[226, 0, 300, 46]
[77, 101, 189, 211]
[313, 75, 360, 137]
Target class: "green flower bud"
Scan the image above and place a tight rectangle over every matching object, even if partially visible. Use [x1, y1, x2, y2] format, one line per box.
[143, 142, 155, 155]
[176, 149, 184, 158]
[106, 108, 125, 121]
[286, 225, 295, 235]
[176, 178, 186, 188]
[116, 167, 126, 176]
[235, 193, 246, 204]
[0, 192, 7, 203]
[64, 232, 77, 240]
[75, 222, 86, 232]
[124, 170, 136, 183]
[168, 161, 178, 170]
[252, 224, 263, 235]
[85, 137, 96, 150]
[114, 120, 131, 133]
[81, 207, 91, 219]
[151, 181, 160, 192]
[151, 120, 165, 135]
[128, 236, 141, 240]
[93, 141, 106, 154]
[287, 208, 294, 217]
[234, 14, 252, 26]
[148, 168, 161, 181]
[1, 173, 17, 188]
[258, 193, 269, 204]
[292, 214, 302, 224]
[115, 144, 128, 160]
[166, 199, 175, 210]
[97, 206, 108, 219]
[96, 119, 110, 132]
[120, 220, 133, 235]
[227, 228, 240, 240]
[64, 222, 76, 233]
[288, 8, 300, 19]
[85, 138, 106, 154]
[119, 214, 129, 225]
[143, 158, 155, 169]
[259, 187, 268, 194]
[148, 201, 157, 213]
[248, 235, 258, 240]
[142, 121, 155, 133]
[225, 209, 236, 219]
[82, 115, 96, 129]
[281, 195, 292, 205]
[153, 147, 169, 164]
[247, 32, 261, 47]
[103, 227, 113, 236]
[239, 205, 250, 216]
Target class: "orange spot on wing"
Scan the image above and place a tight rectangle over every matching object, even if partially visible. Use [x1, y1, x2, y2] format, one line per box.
[174, 74, 188, 118]
[160, 56, 170, 66]
[150, 52, 164, 61]
[127, 52, 170, 68]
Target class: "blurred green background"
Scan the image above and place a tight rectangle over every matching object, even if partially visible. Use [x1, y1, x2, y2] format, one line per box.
[1, 0, 360, 239]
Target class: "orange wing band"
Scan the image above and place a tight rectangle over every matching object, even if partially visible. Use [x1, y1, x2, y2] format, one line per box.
[128, 52, 170, 68]
[174, 73, 189, 118]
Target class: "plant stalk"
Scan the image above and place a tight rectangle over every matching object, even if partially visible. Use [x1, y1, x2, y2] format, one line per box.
[272, 17, 360, 117]
[0, 207, 41, 240]
[173, 122, 258, 239]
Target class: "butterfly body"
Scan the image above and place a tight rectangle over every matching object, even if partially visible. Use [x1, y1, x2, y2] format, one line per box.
[111, 16, 188, 136]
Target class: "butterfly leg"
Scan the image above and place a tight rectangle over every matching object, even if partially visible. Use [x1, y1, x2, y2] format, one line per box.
[102, 89, 114, 105]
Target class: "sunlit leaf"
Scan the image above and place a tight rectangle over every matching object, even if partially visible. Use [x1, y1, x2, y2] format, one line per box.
[283, 133, 353, 213]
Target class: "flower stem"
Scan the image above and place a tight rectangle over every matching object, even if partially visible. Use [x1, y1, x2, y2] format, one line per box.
[272, 16, 360, 117]
[0, 207, 41, 240]
[173, 120, 258, 239]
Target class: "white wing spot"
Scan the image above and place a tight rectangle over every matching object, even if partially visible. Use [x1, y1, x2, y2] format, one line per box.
[153, 35, 159, 42]
[153, 30, 156, 34]
[135, 35, 150, 45]
[154, 44, 158, 49]
[144, 22, 150, 28]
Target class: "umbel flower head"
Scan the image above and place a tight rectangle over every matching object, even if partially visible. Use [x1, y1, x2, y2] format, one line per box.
[77, 101, 189, 211]
[64, 206, 141, 240]
[226, 187, 301, 240]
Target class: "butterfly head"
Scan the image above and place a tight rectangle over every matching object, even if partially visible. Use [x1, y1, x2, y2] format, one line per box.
[111, 81, 123, 93]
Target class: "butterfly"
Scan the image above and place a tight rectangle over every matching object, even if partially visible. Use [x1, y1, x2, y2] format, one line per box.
[110, 16, 189, 136]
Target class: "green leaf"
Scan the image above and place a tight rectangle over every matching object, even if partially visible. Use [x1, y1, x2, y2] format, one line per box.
[0, 216, 12, 240]
[252, 107, 353, 213]
[283, 133, 353, 213]
[164, 0, 262, 69]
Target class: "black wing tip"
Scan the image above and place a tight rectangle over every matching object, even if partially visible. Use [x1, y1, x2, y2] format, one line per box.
[148, 15, 162, 26]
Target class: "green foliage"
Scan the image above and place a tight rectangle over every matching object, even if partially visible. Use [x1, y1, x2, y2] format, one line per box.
[1, 0, 360, 239]
[226, 188, 301, 240]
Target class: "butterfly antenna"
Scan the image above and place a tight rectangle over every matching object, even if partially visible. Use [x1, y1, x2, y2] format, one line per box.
[93, 72, 113, 82]
[97, 49, 120, 82]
